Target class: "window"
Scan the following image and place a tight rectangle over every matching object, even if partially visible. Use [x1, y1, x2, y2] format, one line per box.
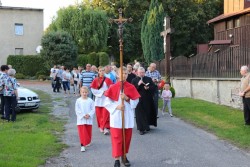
[15, 23, 23, 35]
[226, 20, 233, 29]
[234, 18, 240, 27]
[15, 48, 23, 55]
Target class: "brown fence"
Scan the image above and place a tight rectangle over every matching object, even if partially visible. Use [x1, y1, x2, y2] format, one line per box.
[168, 47, 250, 78]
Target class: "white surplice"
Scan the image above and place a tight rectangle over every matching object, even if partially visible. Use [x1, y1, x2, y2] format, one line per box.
[104, 92, 139, 128]
[75, 97, 95, 125]
[91, 82, 109, 107]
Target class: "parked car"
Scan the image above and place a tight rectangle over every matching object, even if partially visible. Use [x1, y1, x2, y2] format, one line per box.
[16, 86, 40, 111]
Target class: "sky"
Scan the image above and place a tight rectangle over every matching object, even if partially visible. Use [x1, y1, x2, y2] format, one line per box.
[1, 0, 77, 30]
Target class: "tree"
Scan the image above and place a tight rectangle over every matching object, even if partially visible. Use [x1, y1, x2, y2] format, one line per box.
[40, 31, 78, 68]
[160, 0, 223, 57]
[46, 5, 109, 54]
[141, 0, 165, 63]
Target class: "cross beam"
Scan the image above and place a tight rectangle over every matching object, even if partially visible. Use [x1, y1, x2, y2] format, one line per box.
[160, 16, 173, 80]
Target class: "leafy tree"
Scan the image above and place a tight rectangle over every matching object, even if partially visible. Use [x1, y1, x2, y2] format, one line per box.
[46, 5, 108, 54]
[40, 31, 78, 68]
[160, 0, 223, 57]
[141, 0, 165, 63]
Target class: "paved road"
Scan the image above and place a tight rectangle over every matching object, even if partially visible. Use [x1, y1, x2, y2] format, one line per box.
[21, 81, 250, 167]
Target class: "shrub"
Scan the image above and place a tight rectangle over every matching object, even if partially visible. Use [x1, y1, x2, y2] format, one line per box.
[7, 55, 46, 76]
[38, 75, 46, 80]
[77, 54, 88, 67]
[36, 71, 47, 79]
[170, 87, 176, 98]
[87, 52, 99, 66]
[15, 73, 25, 79]
[98, 52, 109, 66]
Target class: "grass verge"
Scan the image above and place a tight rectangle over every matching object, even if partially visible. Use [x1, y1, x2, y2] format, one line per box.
[159, 97, 250, 150]
[0, 90, 66, 167]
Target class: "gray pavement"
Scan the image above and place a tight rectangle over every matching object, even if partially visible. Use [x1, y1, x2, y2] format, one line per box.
[25, 82, 250, 167]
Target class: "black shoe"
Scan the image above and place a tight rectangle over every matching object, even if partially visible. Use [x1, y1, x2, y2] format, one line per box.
[139, 131, 145, 135]
[146, 128, 150, 132]
[121, 157, 131, 166]
[114, 160, 120, 167]
[1, 116, 5, 120]
[244, 123, 250, 126]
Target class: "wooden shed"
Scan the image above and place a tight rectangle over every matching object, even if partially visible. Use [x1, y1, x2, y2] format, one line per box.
[207, 0, 250, 51]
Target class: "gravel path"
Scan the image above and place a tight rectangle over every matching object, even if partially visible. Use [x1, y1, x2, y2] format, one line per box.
[20, 80, 250, 167]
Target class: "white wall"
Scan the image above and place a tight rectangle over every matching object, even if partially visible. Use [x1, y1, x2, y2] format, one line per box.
[172, 78, 243, 109]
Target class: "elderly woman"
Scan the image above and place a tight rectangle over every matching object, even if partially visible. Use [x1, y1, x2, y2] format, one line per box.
[4, 68, 18, 122]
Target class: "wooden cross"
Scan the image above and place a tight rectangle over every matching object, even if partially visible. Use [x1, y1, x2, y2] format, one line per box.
[109, 8, 132, 162]
[160, 16, 173, 80]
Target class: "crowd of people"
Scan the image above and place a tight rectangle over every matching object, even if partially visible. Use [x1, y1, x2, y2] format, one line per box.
[70, 61, 173, 167]
[0, 64, 18, 122]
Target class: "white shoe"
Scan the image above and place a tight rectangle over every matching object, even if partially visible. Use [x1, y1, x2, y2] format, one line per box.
[81, 146, 86, 152]
[170, 113, 173, 117]
[100, 128, 104, 133]
[103, 128, 110, 135]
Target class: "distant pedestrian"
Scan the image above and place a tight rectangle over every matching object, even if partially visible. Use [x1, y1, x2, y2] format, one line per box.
[91, 66, 113, 135]
[75, 86, 95, 152]
[0, 65, 9, 119]
[161, 83, 173, 117]
[104, 65, 116, 84]
[126, 63, 136, 83]
[79, 64, 96, 98]
[3, 69, 18, 122]
[145, 63, 162, 117]
[239, 66, 250, 125]
[62, 67, 72, 97]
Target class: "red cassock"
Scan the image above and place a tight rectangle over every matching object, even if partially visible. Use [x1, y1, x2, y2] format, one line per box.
[91, 77, 113, 130]
[105, 81, 140, 157]
[77, 125, 92, 146]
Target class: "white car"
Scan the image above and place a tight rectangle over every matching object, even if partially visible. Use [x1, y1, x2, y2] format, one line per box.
[17, 87, 40, 111]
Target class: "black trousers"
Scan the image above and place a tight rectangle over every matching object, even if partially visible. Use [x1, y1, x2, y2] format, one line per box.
[4, 96, 17, 121]
[0, 94, 4, 117]
[243, 97, 250, 124]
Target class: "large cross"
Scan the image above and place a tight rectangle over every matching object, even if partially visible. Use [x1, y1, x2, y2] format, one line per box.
[160, 16, 173, 80]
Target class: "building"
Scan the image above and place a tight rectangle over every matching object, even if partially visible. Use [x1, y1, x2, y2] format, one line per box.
[0, 5, 43, 65]
[207, 0, 250, 51]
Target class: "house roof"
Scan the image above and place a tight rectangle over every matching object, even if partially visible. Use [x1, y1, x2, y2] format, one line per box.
[207, 7, 250, 24]
[0, 6, 43, 11]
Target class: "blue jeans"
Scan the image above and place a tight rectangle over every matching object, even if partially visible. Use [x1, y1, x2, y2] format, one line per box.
[162, 100, 172, 115]
[62, 81, 70, 91]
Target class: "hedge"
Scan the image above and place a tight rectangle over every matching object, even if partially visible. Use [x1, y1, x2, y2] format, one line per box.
[98, 52, 109, 66]
[77, 52, 109, 67]
[7, 55, 47, 76]
[87, 52, 99, 67]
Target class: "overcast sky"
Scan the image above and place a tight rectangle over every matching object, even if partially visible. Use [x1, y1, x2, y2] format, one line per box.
[1, 0, 77, 30]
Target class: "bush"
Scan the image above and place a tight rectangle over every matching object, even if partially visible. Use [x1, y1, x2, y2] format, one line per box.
[36, 71, 47, 79]
[98, 52, 109, 66]
[38, 75, 47, 80]
[77, 54, 88, 67]
[170, 87, 176, 98]
[7, 55, 46, 76]
[87, 52, 99, 66]
[15, 73, 25, 79]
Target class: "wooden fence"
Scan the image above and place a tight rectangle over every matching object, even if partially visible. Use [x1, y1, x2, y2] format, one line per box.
[166, 47, 250, 78]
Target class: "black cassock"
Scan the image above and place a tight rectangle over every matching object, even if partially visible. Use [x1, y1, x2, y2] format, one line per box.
[132, 76, 157, 131]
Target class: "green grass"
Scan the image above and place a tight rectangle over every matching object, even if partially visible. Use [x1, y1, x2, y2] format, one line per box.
[0, 90, 66, 167]
[159, 98, 250, 150]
